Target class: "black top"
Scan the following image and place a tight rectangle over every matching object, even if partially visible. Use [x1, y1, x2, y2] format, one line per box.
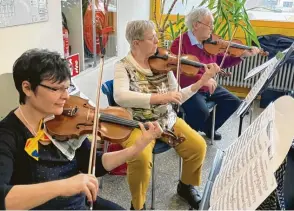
[0, 111, 108, 210]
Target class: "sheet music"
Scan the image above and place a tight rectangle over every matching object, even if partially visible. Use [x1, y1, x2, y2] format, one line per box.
[224, 102, 275, 164]
[209, 150, 277, 210]
[244, 49, 289, 80]
[210, 124, 273, 203]
[207, 96, 294, 210]
[236, 55, 281, 117]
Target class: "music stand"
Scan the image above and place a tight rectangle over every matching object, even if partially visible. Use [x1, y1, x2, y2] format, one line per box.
[236, 42, 294, 137]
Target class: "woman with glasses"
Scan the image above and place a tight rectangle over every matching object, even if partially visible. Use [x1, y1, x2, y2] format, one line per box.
[170, 7, 260, 141]
[0, 48, 163, 210]
[113, 20, 220, 210]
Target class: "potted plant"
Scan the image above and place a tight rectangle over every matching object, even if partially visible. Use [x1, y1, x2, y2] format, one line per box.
[152, 0, 261, 47]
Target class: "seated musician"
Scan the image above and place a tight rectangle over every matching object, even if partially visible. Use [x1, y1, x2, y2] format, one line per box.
[170, 7, 260, 140]
[0, 49, 163, 210]
[113, 20, 220, 210]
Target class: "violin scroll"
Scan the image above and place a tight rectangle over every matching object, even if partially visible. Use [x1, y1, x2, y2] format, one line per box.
[148, 47, 205, 76]
[161, 130, 185, 147]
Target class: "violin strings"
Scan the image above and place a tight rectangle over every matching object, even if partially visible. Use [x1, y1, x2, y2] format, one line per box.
[100, 113, 140, 127]
[230, 42, 251, 50]
[99, 113, 150, 129]
[180, 58, 204, 68]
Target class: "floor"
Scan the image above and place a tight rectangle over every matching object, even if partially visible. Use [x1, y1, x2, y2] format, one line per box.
[97, 100, 264, 210]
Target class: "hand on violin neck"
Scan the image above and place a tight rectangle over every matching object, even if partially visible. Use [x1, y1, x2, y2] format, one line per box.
[241, 46, 260, 58]
[133, 122, 163, 152]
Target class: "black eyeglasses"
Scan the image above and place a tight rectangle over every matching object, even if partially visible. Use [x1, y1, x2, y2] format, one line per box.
[39, 83, 70, 93]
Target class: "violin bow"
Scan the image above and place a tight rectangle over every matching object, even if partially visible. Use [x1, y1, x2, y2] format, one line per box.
[215, 27, 238, 81]
[87, 30, 106, 211]
[175, 30, 183, 113]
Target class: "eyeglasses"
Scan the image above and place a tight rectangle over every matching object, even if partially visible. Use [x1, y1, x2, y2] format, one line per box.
[146, 34, 158, 41]
[39, 83, 70, 94]
[197, 21, 214, 30]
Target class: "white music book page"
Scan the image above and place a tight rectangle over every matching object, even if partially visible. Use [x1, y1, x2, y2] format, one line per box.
[209, 95, 294, 210]
[236, 53, 284, 117]
[209, 150, 277, 210]
[210, 124, 274, 203]
[245, 49, 288, 80]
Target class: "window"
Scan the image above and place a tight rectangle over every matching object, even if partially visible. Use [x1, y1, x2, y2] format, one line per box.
[61, 0, 117, 73]
[161, 0, 294, 22]
[82, 0, 117, 69]
[283, 1, 293, 8]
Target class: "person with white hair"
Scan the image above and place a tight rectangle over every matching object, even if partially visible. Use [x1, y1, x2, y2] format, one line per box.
[113, 19, 221, 210]
[170, 7, 260, 141]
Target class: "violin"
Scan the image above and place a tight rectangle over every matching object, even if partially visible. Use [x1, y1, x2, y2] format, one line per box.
[148, 47, 230, 77]
[203, 34, 269, 57]
[149, 47, 205, 76]
[45, 95, 185, 147]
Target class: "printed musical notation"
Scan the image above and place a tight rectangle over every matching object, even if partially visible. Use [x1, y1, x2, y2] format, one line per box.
[209, 96, 294, 210]
[209, 150, 277, 210]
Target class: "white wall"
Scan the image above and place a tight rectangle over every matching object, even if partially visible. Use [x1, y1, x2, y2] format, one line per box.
[116, 0, 151, 59]
[0, 1, 63, 74]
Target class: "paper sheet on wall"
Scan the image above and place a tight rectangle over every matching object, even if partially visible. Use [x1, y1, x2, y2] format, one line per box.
[0, 0, 48, 28]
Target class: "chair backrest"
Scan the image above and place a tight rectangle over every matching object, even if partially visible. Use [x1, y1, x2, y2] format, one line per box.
[102, 80, 117, 106]
[0, 73, 19, 120]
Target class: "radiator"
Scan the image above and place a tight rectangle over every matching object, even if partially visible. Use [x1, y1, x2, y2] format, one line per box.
[163, 40, 294, 92]
[218, 55, 294, 91]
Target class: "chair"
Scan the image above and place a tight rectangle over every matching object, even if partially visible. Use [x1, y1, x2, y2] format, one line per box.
[206, 101, 217, 145]
[101, 80, 174, 210]
[177, 100, 217, 146]
[0, 73, 19, 120]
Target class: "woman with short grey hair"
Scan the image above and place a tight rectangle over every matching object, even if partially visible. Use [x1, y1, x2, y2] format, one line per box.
[125, 20, 156, 48]
[114, 19, 220, 210]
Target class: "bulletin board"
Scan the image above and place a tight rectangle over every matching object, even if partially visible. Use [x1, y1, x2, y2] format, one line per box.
[0, 0, 49, 28]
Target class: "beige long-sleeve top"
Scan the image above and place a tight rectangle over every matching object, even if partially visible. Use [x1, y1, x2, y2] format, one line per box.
[114, 53, 199, 109]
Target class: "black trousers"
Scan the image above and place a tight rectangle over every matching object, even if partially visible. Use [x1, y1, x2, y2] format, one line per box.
[92, 196, 125, 210]
[181, 85, 241, 134]
[284, 147, 294, 209]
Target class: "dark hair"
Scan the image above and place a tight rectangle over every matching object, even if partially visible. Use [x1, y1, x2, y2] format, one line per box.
[13, 48, 71, 104]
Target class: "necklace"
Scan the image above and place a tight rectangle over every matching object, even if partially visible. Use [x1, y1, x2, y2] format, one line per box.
[19, 107, 37, 136]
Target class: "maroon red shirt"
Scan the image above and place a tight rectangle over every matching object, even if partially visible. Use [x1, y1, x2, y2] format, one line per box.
[170, 31, 242, 92]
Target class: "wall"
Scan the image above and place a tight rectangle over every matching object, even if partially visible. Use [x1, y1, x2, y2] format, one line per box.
[116, 0, 151, 59]
[0, 1, 63, 74]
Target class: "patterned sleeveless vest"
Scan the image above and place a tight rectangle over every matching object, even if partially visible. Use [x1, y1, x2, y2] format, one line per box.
[119, 57, 177, 130]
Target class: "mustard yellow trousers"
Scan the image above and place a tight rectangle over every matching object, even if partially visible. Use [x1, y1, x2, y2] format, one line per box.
[120, 118, 207, 210]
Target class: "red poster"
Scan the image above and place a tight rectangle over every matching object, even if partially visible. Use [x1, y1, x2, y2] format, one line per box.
[66, 53, 80, 77]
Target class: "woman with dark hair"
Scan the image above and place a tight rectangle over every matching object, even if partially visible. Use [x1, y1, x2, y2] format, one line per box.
[0, 48, 162, 210]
